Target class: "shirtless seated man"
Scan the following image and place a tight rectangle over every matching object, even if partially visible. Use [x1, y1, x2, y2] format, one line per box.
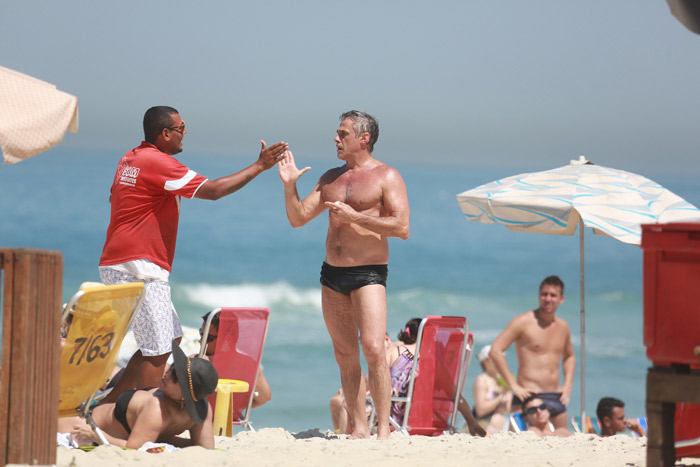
[521, 395, 571, 437]
[489, 275, 576, 430]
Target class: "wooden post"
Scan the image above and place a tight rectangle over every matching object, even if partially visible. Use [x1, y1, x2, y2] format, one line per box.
[0, 248, 62, 466]
[646, 366, 700, 466]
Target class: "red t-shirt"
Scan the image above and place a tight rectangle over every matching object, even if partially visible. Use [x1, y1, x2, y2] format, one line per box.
[99, 142, 207, 272]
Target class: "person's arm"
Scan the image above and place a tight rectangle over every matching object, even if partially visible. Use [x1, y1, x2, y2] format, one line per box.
[195, 140, 288, 200]
[188, 404, 214, 449]
[473, 374, 503, 418]
[490, 319, 530, 402]
[251, 368, 271, 408]
[324, 167, 410, 240]
[625, 418, 646, 437]
[558, 325, 576, 406]
[69, 420, 128, 447]
[458, 396, 487, 437]
[124, 403, 164, 449]
[277, 150, 327, 227]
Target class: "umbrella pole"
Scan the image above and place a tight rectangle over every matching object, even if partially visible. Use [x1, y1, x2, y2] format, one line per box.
[580, 225, 586, 424]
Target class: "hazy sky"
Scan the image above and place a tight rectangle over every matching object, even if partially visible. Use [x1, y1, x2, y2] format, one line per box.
[2, 1, 699, 175]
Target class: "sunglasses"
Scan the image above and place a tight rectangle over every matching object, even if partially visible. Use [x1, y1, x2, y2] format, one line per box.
[523, 403, 547, 416]
[166, 123, 186, 134]
[199, 328, 218, 343]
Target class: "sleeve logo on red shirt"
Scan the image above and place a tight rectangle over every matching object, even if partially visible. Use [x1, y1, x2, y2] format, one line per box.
[117, 163, 141, 187]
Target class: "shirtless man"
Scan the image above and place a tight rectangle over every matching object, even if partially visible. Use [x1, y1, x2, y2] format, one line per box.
[597, 397, 646, 437]
[521, 395, 571, 437]
[278, 110, 410, 440]
[489, 275, 575, 430]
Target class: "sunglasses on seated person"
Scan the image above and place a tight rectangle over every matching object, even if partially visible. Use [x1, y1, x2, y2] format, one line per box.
[198, 328, 218, 343]
[523, 403, 548, 416]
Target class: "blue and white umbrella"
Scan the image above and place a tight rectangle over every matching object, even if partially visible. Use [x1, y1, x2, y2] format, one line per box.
[456, 155, 700, 420]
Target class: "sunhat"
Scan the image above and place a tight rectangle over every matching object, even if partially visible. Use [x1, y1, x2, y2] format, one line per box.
[477, 344, 505, 362]
[171, 339, 219, 424]
[477, 345, 492, 362]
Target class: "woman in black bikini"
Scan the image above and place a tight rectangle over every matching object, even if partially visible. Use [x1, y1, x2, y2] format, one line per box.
[58, 340, 218, 449]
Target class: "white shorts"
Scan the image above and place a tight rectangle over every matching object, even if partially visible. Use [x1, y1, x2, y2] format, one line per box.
[99, 266, 183, 356]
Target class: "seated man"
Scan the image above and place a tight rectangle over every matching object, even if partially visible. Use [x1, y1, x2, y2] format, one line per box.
[199, 311, 271, 408]
[597, 397, 646, 437]
[521, 395, 571, 437]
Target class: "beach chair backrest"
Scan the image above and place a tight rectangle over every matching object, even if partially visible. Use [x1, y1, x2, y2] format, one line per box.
[571, 415, 602, 435]
[202, 307, 269, 431]
[637, 417, 648, 437]
[510, 412, 528, 433]
[58, 283, 144, 418]
[403, 315, 469, 436]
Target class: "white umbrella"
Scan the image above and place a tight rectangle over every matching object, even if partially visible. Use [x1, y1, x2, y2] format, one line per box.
[0, 66, 79, 164]
[456, 155, 700, 420]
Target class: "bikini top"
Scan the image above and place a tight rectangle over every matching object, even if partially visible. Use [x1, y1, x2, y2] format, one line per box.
[114, 387, 155, 434]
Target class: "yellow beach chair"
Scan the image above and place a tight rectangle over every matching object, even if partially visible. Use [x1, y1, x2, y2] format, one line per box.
[58, 282, 145, 443]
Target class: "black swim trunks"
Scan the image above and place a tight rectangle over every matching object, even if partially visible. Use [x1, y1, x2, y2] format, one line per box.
[514, 392, 567, 418]
[320, 262, 388, 296]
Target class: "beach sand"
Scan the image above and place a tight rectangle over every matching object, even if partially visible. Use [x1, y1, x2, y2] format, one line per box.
[38, 429, 698, 467]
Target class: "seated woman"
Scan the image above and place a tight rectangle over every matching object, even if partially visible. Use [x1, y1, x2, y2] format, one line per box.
[521, 395, 570, 437]
[472, 344, 512, 434]
[58, 340, 219, 449]
[387, 318, 485, 437]
[387, 318, 422, 425]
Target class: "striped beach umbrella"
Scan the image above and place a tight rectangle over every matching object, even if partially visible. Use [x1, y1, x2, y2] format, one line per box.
[0, 66, 79, 165]
[456, 155, 700, 421]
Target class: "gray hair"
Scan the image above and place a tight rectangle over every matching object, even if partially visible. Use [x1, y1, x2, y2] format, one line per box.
[340, 110, 379, 152]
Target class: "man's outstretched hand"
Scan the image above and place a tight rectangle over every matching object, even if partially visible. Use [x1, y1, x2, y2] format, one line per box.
[277, 150, 311, 185]
[258, 140, 289, 170]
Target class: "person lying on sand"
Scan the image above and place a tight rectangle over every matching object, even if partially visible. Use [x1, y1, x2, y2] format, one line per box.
[58, 341, 218, 449]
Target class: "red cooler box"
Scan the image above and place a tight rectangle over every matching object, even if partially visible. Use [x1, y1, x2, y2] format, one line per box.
[642, 223, 700, 367]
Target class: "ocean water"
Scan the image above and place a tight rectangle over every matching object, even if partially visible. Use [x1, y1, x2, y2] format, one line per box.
[2, 148, 699, 433]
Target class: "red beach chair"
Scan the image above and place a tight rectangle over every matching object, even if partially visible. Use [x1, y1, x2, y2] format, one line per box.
[389, 315, 472, 436]
[199, 307, 270, 433]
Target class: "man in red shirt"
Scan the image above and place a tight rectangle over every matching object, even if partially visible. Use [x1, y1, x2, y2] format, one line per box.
[99, 106, 287, 403]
